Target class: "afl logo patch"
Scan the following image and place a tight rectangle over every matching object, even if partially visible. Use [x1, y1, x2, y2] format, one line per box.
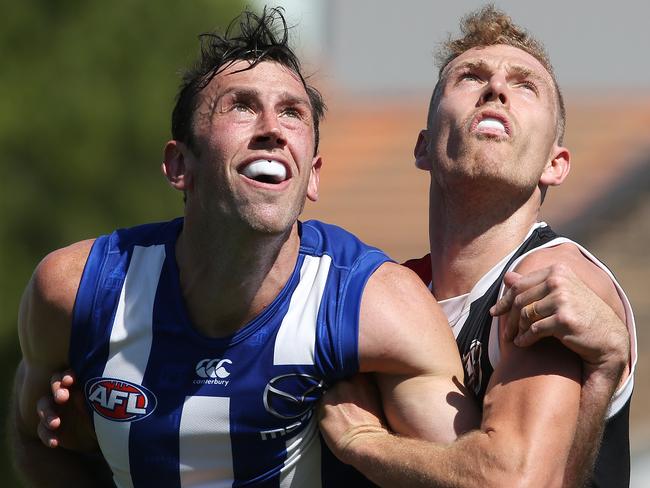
[85, 378, 157, 422]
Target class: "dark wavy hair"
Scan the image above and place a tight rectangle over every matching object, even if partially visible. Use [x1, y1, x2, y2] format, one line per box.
[171, 7, 326, 153]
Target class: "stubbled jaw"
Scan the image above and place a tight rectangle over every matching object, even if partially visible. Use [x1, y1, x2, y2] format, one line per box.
[239, 159, 290, 185]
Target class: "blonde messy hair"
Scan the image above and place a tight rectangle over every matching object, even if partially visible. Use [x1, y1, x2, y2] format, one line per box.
[431, 5, 566, 143]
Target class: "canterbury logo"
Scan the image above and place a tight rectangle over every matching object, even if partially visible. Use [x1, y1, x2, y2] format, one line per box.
[195, 358, 232, 379]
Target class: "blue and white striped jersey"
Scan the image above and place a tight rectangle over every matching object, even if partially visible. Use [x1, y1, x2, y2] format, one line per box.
[70, 218, 388, 487]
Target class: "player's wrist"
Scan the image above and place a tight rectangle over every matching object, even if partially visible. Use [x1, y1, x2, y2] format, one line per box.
[593, 330, 628, 377]
[336, 425, 391, 466]
[582, 357, 625, 396]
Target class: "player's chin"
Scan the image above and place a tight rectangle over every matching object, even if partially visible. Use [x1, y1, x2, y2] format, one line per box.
[242, 209, 300, 235]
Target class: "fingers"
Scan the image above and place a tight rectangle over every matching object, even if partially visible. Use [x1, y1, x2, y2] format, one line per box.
[321, 375, 373, 406]
[514, 291, 564, 342]
[36, 396, 61, 448]
[37, 396, 61, 428]
[51, 370, 75, 404]
[40, 369, 75, 448]
[490, 272, 520, 317]
[37, 418, 59, 448]
[500, 281, 551, 341]
[61, 370, 76, 387]
[522, 301, 543, 323]
[320, 374, 382, 421]
[318, 374, 387, 463]
[514, 316, 558, 347]
[491, 269, 549, 316]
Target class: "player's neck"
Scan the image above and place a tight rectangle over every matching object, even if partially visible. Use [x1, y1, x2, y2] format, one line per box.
[428, 184, 539, 300]
[175, 216, 300, 338]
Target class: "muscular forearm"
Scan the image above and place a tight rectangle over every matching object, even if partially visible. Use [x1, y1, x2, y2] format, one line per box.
[563, 366, 625, 487]
[11, 424, 114, 488]
[342, 429, 536, 488]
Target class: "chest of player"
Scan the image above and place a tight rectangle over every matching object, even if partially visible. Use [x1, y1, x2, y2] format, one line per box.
[82, 325, 327, 485]
[70, 228, 373, 485]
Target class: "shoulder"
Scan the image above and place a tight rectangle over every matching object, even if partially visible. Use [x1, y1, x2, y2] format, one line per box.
[364, 261, 435, 308]
[34, 240, 95, 300]
[359, 262, 459, 375]
[516, 241, 589, 270]
[401, 254, 432, 285]
[19, 239, 95, 365]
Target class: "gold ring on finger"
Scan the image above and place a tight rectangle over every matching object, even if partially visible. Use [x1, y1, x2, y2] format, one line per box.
[525, 302, 543, 322]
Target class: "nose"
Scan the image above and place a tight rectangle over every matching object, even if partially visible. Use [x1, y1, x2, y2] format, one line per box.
[478, 73, 509, 107]
[253, 111, 287, 148]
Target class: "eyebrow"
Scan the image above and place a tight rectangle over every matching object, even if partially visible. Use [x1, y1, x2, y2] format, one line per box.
[446, 60, 489, 76]
[446, 59, 549, 86]
[276, 91, 311, 108]
[207, 87, 311, 119]
[207, 87, 258, 118]
[505, 64, 548, 85]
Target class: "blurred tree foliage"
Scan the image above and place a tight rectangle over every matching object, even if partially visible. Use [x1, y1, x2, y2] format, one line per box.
[0, 0, 246, 484]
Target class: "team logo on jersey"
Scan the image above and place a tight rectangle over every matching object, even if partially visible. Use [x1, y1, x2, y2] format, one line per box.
[462, 339, 483, 396]
[193, 358, 232, 386]
[85, 378, 157, 422]
[263, 373, 326, 420]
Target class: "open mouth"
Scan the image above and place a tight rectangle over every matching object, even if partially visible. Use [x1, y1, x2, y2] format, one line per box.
[239, 159, 290, 184]
[477, 118, 506, 133]
[472, 112, 510, 136]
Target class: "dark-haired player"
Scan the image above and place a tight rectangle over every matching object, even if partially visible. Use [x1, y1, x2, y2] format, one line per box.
[10, 8, 480, 487]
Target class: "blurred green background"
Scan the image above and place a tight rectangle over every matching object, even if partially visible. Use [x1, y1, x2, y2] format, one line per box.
[1, 1, 245, 485]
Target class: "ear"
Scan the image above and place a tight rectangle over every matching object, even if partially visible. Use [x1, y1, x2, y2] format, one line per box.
[539, 144, 570, 187]
[306, 155, 323, 202]
[162, 140, 191, 192]
[414, 129, 432, 171]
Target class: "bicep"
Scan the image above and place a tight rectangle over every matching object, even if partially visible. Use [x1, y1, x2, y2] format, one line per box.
[358, 263, 480, 442]
[15, 245, 88, 435]
[375, 372, 479, 443]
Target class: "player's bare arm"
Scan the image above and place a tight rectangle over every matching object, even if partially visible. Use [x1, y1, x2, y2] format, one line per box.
[493, 243, 630, 486]
[357, 262, 480, 442]
[10, 240, 113, 487]
[320, 351, 581, 488]
[320, 258, 582, 487]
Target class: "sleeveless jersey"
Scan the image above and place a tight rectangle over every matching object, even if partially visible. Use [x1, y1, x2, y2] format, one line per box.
[403, 222, 637, 487]
[70, 218, 387, 488]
